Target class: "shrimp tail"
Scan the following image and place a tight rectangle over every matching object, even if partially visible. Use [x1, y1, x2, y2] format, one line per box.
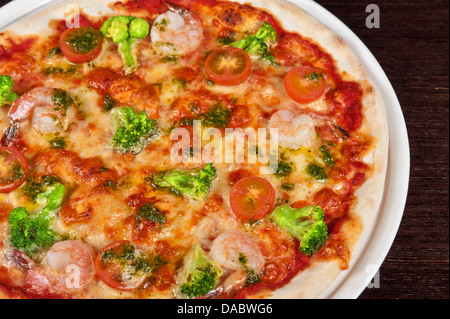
[1, 122, 20, 147]
[5, 248, 34, 271]
[165, 1, 188, 15]
[330, 122, 350, 140]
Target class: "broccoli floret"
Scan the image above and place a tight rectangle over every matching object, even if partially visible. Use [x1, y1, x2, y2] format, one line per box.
[110, 106, 159, 154]
[269, 205, 328, 256]
[38, 182, 66, 216]
[8, 182, 65, 257]
[8, 207, 56, 255]
[100, 15, 150, 74]
[151, 163, 216, 201]
[178, 244, 223, 298]
[0, 75, 19, 106]
[254, 22, 278, 42]
[230, 22, 278, 65]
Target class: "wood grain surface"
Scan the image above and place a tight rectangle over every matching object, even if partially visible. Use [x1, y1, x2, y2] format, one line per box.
[0, 0, 448, 299]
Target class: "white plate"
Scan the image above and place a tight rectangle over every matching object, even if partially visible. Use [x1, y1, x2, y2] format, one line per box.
[0, 0, 410, 299]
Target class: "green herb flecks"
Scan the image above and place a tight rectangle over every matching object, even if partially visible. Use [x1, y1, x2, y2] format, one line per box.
[51, 88, 73, 112]
[66, 27, 101, 54]
[281, 182, 294, 191]
[274, 160, 294, 178]
[161, 55, 178, 63]
[306, 163, 327, 182]
[320, 145, 335, 167]
[239, 252, 262, 287]
[103, 94, 117, 112]
[21, 175, 61, 203]
[49, 136, 66, 149]
[304, 71, 324, 81]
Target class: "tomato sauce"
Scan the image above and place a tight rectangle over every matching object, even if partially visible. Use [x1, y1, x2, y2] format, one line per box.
[235, 247, 310, 299]
[0, 37, 37, 62]
[55, 14, 97, 32]
[113, 0, 165, 14]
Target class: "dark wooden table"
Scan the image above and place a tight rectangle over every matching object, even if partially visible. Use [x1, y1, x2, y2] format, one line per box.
[0, 0, 448, 299]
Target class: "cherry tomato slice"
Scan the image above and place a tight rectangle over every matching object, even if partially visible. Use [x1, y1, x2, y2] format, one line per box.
[204, 47, 251, 86]
[0, 147, 29, 193]
[59, 26, 103, 64]
[95, 240, 148, 291]
[230, 176, 275, 221]
[284, 66, 327, 104]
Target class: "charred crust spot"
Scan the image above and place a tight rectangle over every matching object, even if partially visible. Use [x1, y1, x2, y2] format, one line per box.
[219, 8, 242, 28]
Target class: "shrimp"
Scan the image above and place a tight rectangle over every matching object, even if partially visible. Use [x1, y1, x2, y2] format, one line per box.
[44, 240, 96, 291]
[150, 4, 204, 55]
[268, 109, 316, 149]
[191, 216, 219, 251]
[1, 87, 77, 146]
[5, 241, 95, 296]
[210, 230, 265, 273]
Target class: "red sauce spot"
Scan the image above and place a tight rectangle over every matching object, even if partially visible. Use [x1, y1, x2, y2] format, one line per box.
[332, 82, 363, 132]
[227, 168, 252, 186]
[0, 37, 37, 61]
[0, 283, 28, 299]
[235, 248, 309, 299]
[56, 14, 95, 32]
[86, 68, 120, 92]
[313, 188, 349, 220]
[351, 172, 366, 187]
[174, 66, 198, 83]
[228, 105, 251, 128]
[202, 193, 223, 212]
[112, 0, 166, 14]
[125, 192, 155, 209]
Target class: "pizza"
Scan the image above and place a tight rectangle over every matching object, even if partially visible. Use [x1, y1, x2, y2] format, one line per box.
[0, 0, 388, 299]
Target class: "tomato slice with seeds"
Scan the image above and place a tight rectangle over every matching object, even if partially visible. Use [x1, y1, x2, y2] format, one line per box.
[284, 66, 327, 104]
[59, 26, 103, 64]
[0, 147, 29, 193]
[230, 176, 275, 221]
[204, 47, 251, 86]
[95, 240, 149, 291]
